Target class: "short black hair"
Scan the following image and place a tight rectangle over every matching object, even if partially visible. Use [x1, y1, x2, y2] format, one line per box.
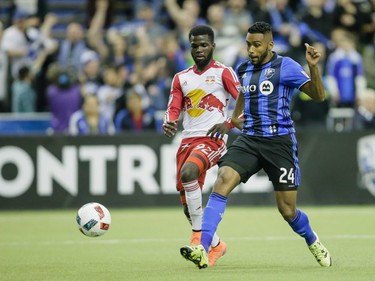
[188, 25, 214, 43]
[18, 65, 30, 80]
[248, 22, 272, 34]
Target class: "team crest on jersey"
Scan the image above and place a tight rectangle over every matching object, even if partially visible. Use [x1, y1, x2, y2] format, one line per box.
[264, 68, 275, 79]
[205, 76, 215, 84]
[259, 80, 274, 96]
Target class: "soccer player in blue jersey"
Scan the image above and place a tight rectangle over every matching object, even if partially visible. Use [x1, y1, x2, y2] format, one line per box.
[180, 21, 332, 269]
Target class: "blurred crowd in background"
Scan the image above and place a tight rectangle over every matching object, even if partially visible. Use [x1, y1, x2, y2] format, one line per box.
[0, 0, 374, 135]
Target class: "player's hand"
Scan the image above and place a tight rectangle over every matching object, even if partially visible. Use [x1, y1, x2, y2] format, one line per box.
[163, 120, 178, 137]
[206, 122, 231, 141]
[305, 43, 321, 67]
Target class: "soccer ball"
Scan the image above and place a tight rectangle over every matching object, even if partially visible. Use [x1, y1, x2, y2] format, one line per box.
[76, 202, 111, 237]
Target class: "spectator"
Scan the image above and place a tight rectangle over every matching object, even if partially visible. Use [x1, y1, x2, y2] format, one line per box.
[332, 0, 374, 44]
[97, 65, 122, 121]
[57, 22, 87, 74]
[224, 0, 253, 35]
[297, 0, 334, 50]
[46, 63, 82, 134]
[326, 29, 367, 108]
[159, 32, 188, 74]
[13, 0, 49, 23]
[114, 87, 157, 132]
[206, 3, 242, 67]
[164, 0, 206, 30]
[353, 88, 375, 130]
[11, 65, 36, 113]
[69, 95, 115, 135]
[106, 30, 131, 67]
[58, 0, 110, 74]
[79, 50, 103, 97]
[362, 35, 375, 90]
[164, 0, 205, 53]
[1, 9, 31, 79]
[111, 1, 167, 51]
[26, 12, 58, 111]
[1, 9, 57, 78]
[255, 0, 302, 61]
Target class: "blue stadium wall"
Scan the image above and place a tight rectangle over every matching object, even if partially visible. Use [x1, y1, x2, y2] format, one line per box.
[0, 131, 375, 209]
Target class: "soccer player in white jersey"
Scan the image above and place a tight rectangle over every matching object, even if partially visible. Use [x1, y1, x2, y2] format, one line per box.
[163, 25, 240, 267]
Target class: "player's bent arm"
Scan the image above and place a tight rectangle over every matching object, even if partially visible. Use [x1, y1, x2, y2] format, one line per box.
[206, 90, 244, 140]
[301, 43, 326, 102]
[300, 75, 325, 102]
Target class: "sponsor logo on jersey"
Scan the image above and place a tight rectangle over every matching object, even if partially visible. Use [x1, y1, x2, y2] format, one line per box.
[183, 90, 226, 117]
[197, 93, 226, 116]
[259, 80, 274, 96]
[242, 85, 257, 93]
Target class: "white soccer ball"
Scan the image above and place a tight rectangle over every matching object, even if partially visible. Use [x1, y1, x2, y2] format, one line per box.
[76, 202, 111, 237]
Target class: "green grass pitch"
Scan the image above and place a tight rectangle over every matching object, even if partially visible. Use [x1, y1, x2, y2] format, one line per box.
[1, 206, 375, 281]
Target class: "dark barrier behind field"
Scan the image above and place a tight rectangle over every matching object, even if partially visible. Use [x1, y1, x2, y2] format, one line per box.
[0, 131, 374, 209]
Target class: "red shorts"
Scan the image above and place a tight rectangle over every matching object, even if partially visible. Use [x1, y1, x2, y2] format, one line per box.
[176, 136, 226, 204]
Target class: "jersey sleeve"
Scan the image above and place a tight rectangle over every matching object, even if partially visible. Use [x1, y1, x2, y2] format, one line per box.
[281, 57, 311, 90]
[222, 67, 241, 100]
[164, 74, 183, 123]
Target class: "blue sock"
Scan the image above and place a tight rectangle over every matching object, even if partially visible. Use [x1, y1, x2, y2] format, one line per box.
[201, 192, 227, 252]
[288, 209, 317, 246]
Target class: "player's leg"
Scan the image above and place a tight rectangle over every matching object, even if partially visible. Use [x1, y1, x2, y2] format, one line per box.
[275, 191, 332, 267]
[275, 190, 316, 244]
[200, 135, 261, 253]
[180, 166, 239, 269]
[180, 138, 225, 247]
[200, 166, 240, 252]
[180, 135, 260, 268]
[180, 161, 202, 234]
[264, 135, 331, 266]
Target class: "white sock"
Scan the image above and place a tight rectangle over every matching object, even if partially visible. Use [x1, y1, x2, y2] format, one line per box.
[211, 233, 220, 248]
[183, 180, 202, 231]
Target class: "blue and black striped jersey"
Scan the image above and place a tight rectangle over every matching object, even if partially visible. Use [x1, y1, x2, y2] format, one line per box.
[236, 53, 310, 137]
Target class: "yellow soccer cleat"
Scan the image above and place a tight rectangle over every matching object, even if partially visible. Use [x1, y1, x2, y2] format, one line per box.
[180, 244, 208, 269]
[308, 233, 332, 267]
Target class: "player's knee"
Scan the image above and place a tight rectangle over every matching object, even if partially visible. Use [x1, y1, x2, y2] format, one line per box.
[181, 162, 199, 182]
[212, 166, 239, 196]
[278, 206, 296, 222]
